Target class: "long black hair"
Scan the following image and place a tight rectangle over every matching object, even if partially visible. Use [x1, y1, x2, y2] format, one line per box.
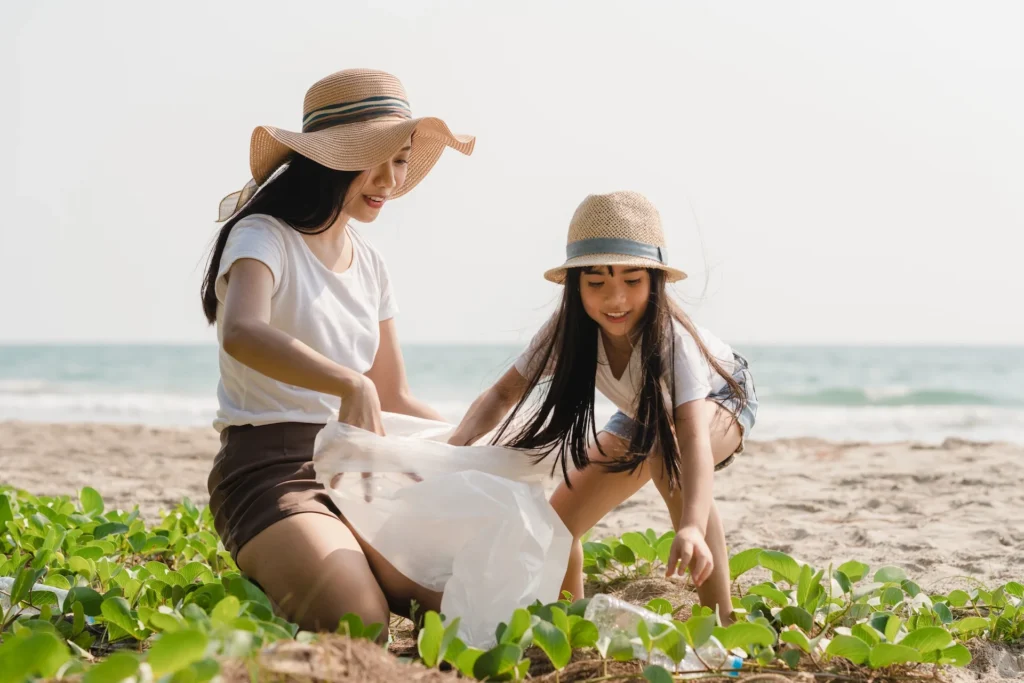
[492, 267, 747, 489]
[200, 154, 361, 324]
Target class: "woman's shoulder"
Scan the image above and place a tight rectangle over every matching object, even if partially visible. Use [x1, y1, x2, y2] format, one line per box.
[348, 226, 390, 272]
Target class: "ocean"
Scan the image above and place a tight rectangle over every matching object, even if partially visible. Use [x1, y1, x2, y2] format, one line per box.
[1, 344, 1021, 444]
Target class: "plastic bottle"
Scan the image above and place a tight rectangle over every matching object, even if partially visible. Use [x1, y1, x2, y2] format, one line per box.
[584, 594, 742, 676]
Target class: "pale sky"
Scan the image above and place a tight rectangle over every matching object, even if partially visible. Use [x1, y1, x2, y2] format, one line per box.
[4, 1, 1023, 346]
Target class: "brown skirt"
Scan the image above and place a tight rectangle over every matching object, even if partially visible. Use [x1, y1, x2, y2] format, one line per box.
[207, 422, 341, 560]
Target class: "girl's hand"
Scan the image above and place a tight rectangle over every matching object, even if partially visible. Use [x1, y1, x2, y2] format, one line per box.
[338, 375, 385, 436]
[666, 526, 714, 586]
[448, 423, 484, 447]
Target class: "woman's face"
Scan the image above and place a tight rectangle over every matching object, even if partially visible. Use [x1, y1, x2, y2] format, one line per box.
[342, 137, 412, 222]
[579, 266, 651, 339]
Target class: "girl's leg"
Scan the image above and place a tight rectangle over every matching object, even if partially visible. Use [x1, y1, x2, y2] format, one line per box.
[551, 400, 742, 612]
[550, 431, 652, 601]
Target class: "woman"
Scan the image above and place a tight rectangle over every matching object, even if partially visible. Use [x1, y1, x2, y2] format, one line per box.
[201, 68, 473, 633]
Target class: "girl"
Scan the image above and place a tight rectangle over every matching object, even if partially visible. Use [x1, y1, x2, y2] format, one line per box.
[201, 68, 473, 633]
[449, 191, 757, 623]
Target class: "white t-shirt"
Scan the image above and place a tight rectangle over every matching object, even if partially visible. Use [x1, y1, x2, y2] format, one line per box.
[213, 214, 398, 431]
[514, 319, 735, 418]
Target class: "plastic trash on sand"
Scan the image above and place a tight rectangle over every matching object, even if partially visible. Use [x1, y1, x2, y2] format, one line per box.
[312, 413, 571, 648]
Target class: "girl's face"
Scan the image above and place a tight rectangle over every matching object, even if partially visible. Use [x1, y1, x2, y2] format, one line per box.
[579, 266, 651, 339]
[342, 137, 412, 222]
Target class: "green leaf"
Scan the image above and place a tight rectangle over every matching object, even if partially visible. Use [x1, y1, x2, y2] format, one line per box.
[100, 597, 144, 639]
[900, 626, 952, 653]
[749, 583, 789, 606]
[1004, 582, 1024, 599]
[29, 590, 59, 609]
[613, 543, 636, 566]
[69, 556, 94, 580]
[685, 615, 716, 648]
[439, 618, 462, 663]
[884, 615, 903, 642]
[180, 562, 214, 585]
[0, 493, 13, 527]
[567, 598, 591, 618]
[82, 652, 140, 683]
[637, 620, 652, 653]
[226, 576, 273, 613]
[499, 608, 532, 646]
[211, 595, 241, 625]
[72, 601, 86, 636]
[570, 619, 599, 648]
[717, 622, 776, 651]
[0, 632, 70, 680]
[94, 522, 130, 539]
[64, 587, 103, 616]
[881, 586, 904, 606]
[533, 619, 572, 670]
[939, 643, 972, 667]
[454, 647, 484, 677]
[729, 548, 763, 581]
[646, 598, 673, 617]
[655, 535, 674, 565]
[868, 643, 922, 668]
[874, 566, 907, 584]
[781, 648, 802, 670]
[80, 487, 104, 516]
[607, 633, 636, 661]
[336, 613, 365, 638]
[148, 630, 209, 677]
[143, 536, 170, 552]
[621, 532, 656, 562]
[10, 566, 45, 606]
[826, 634, 870, 665]
[933, 602, 953, 625]
[779, 606, 814, 632]
[947, 590, 971, 607]
[759, 550, 801, 585]
[780, 629, 811, 653]
[417, 612, 444, 667]
[851, 623, 882, 646]
[643, 664, 674, 683]
[472, 643, 523, 680]
[952, 616, 989, 634]
[837, 561, 870, 583]
[832, 570, 852, 594]
[550, 605, 570, 636]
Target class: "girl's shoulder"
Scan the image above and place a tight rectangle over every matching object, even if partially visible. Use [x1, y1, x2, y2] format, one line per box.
[669, 319, 733, 368]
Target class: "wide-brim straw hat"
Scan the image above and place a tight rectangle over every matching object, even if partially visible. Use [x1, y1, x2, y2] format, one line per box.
[544, 191, 688, 284]
[217, 68, 475, 221]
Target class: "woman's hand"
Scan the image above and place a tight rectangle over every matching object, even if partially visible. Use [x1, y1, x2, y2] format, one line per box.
[666, 525, 714, 586]
[338, 375, 385, 436]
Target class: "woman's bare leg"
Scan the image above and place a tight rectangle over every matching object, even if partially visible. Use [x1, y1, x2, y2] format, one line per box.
[236, 513, 391, 635]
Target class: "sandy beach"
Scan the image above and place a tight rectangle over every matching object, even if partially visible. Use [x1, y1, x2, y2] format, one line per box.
[2, 420, 1020, 590]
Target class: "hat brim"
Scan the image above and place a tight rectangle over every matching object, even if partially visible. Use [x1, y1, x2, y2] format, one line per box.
[544, 254, 688, 284]
[250, 116, 474, 199]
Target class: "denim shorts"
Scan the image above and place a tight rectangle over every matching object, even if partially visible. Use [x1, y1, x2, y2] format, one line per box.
[602, 353, 758, 471]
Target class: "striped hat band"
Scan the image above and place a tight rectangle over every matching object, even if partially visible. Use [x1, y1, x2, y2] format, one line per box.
[302, 95, 412, 132]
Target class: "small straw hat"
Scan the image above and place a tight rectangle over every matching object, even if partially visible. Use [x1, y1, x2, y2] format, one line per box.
[218, 68, 475, 221]
[544, 191, 687, 284]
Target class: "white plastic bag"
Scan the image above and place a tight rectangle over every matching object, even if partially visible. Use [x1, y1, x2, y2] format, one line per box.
[312, 413, 571, 648]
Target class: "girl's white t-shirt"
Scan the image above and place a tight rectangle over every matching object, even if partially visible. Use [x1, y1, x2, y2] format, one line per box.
[213, 214, 398, 432]
[515, 319, 735, 418]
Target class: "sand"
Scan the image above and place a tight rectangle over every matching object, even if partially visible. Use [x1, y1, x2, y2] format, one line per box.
[2, 421, 1021, 680]
[1, 421, 1020, 589]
